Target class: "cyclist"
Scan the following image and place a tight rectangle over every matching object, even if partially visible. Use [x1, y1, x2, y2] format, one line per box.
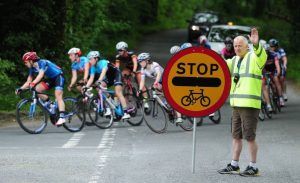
[221, 37, 235, 59]
[85, 51, 130, 119]
[269, 38, 288, 102]
[137, 52, 183, 123]
[198, 35, 211, 49]
[67, 48, 89, 91]
[16, 52, 66, 125]
[262, 44, 283, 111]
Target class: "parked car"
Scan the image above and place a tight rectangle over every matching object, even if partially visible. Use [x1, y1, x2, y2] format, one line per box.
[187, 11, 221, 42]
[207, 25, 251, 54]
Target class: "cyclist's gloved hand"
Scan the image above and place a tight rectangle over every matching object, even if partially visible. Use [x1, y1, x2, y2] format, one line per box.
[15, 88, 22, 95]
[29, 82, 36, 90]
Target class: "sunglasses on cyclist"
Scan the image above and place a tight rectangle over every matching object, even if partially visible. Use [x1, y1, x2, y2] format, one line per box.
[118, 49, 125, 52]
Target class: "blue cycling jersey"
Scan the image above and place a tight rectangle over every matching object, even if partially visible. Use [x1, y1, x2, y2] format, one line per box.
[276, 48, 286, 61]
[89, 59, 109, 75]
[29, 59, 62, 78]
[71, 56, 89, 72]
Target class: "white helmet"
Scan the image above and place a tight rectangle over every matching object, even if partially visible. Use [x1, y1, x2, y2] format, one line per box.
[87, 51, 100, 59]
[170, 45, 181, 55]
[263, 43, 270, 50]
[137, 53, 151, 62]
[116, 41, 128, 50]
[68, 47, 81, 56]
[199, 35, 207, 44]
[180, 42, 192, 49]
[259, 39, 267, 47]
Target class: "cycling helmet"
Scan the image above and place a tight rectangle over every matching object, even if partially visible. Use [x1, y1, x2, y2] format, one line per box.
[22, 52, 40, 62]
[269, 39, 279, 47]
[87, 51, 100, 59]
[259, 39, 266, 47]
[199, 35, 207, 44]
[137, 53, 151, 62]
[170, 45, 181, 55]
[263, 43, 270, 50]
[180, 42, 192, 49]
[224, 37, 233, 45]
[68, 47, 81, 56]
[116, 41, 128, 50]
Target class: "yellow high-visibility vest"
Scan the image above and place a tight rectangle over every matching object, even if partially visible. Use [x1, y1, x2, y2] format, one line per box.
[226, 44, 267, 109]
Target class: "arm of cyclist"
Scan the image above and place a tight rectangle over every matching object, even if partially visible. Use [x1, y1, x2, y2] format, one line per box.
[97, 67, 108, 84]
[83, 62, 90, 83]
[153, 69, 161, 87]
[115, 59, 120, 68]
[16, 76, 33, 94]
[282, 55, 288, 71]
[68, 70, 77, 90]
[275, 56, 281, 76]
[132, 55, 138, 73]
[31, 70, 45, 88]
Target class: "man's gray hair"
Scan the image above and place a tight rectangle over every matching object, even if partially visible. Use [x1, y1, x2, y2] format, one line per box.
[234, 36, 249, 45]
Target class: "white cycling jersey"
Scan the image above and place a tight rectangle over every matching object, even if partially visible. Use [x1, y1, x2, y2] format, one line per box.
[141, 62, 164, 80]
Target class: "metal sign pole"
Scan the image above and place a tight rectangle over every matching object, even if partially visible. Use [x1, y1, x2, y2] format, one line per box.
[192, 117, 197, 173]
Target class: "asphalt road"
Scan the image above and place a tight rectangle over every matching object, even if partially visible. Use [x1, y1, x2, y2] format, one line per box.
[1, 29, 300, 183]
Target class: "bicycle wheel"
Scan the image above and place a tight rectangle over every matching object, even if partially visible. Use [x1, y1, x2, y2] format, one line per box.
[124, 86, 143, 126]
[200, 96, 211, 107]
[179, 116, 194, 131]
[88, 96, 114, 129]
[268, 87, 277, 114]
[63, 97, 85, 132]
[16, 98, 47, 134]
[208, 109, 221, 124]
[143, 99, 168, 133]
[181, 96, 192, 106]
[263, 101, 272, 119]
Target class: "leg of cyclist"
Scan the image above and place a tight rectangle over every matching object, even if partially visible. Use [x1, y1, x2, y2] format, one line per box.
[54, 75, 66, 125]
[274, 75, 284, 107]
[115, 70, 130, 119]
[262, 77, 272, 112]
[36, 81, 50, 101]
[135, 71, 149, 109]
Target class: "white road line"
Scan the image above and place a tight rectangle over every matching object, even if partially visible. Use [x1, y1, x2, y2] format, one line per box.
[61, 132, 85, 148]
[88, 129, 116, 183]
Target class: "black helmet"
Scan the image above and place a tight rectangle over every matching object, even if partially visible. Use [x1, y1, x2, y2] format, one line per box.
[269, 38, 279, 47]
[224, 37, 233, 44]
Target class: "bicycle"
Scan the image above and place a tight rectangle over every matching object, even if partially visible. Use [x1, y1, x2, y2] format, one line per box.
[87, 84, 144, 129]
[16, 88, 85, 134]
[122, 74, 145, 124]
[143, 87, 194, 133]
[195, 108, 221, 126]
[265, 72, 281, 114]
[181, 89, 211, 107]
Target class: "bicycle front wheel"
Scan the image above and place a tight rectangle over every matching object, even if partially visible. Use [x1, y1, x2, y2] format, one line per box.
[124, 86, 144, 126]
[16, 98, 47, 134]
[179, 116, 194, 131]
[88, 96, 114, 129]
[63, 97, 85, 132]
[143, 99, 168, 133]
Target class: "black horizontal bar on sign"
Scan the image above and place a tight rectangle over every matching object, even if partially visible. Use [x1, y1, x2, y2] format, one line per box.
[172, 76, 221, 87]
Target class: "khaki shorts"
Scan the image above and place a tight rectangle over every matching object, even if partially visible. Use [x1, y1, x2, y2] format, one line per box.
[231, 107, 260, 141]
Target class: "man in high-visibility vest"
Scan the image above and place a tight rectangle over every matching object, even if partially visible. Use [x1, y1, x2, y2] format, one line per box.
[218, 28, 267, 177]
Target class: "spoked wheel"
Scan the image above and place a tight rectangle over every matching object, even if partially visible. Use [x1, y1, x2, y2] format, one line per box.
[208, 109, 221, 124]
[124, 86, 143, 126]
[88, 96, 113, 129]
[269, 87, 277, 114]
[143, 99, 168, 133]
[16, 98, 47, 134]
[76, 95, 93, 126]
[63, 97, 86, 132]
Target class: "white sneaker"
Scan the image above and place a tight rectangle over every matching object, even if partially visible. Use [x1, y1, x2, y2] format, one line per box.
[143, 102, 150, 109]
[267, 105, 273, 112]
[55, 118, 66, 126]
[283, 93, 288, 101]
[104, 108, 112, 116]
[208, 113, 215, 117]
[175, 117, 183, 124]
[280, 97, 285, 107]
[121, 113, 131, 120]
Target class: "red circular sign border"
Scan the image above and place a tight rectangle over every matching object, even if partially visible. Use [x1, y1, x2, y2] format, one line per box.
[162, 47, 231, 117]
